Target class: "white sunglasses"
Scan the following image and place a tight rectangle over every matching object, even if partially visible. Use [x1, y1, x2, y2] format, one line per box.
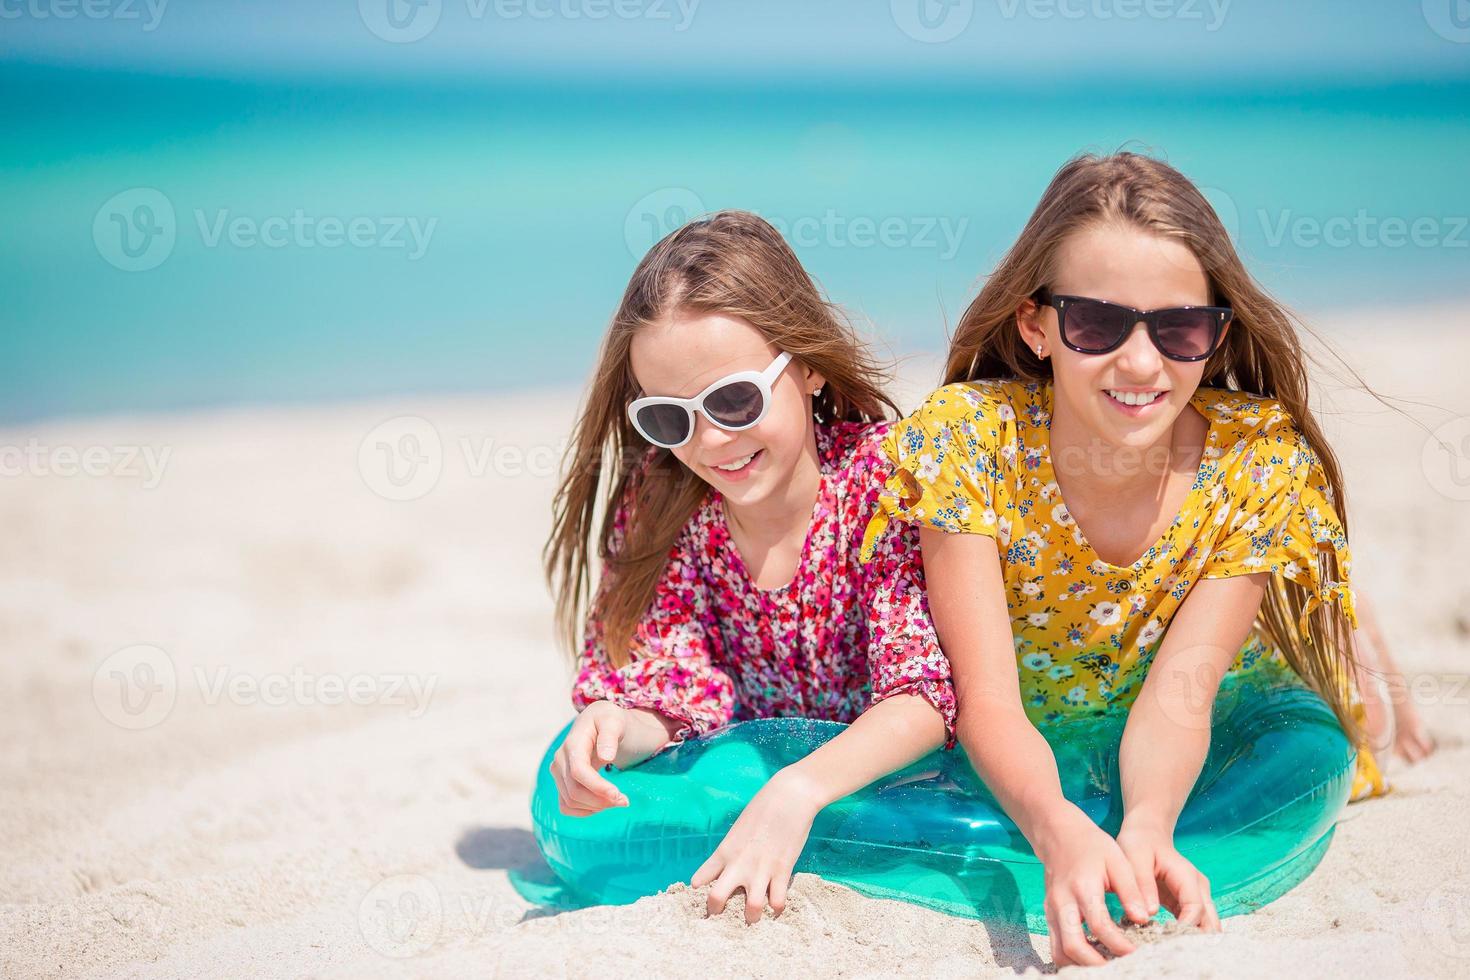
[628, 352, 792, 449]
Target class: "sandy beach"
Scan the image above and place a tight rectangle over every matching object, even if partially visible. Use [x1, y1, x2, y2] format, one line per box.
[4, 307, 1469, 978]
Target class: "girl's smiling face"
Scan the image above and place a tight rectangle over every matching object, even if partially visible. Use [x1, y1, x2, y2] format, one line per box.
[1019, 222, 1226, 451]
[630, 311, 823, 509]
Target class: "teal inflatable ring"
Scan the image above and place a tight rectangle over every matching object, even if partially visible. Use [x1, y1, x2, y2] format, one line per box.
[530, 660, 1355, 932]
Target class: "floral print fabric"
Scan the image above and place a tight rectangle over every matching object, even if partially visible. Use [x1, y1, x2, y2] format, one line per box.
[860, 379, 1358, 722]
[858, 378, 1383, 798]
[574, 421, 957, 750]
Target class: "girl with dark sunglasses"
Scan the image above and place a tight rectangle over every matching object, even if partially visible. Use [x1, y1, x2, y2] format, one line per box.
[544, 210, 957, 924]
[860, 152, 1403, 965]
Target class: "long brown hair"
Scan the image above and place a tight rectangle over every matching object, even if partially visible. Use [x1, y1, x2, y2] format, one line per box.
[544, 210, 898, 668]
[945, 151, 1364, 743]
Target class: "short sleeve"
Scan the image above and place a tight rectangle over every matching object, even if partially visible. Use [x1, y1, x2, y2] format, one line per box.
[572, 481, 735, 745]
[859, 383, 1015, 563]
[860, 516, 958, 749]
[1201, 411, 1357, 634]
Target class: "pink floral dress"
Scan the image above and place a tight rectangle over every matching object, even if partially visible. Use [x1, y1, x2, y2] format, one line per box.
[573, 421, 957, 750]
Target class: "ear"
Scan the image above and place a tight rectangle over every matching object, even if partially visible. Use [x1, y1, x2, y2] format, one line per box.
[801, 363, 827, 396]
[1016, 296, 1047, 354]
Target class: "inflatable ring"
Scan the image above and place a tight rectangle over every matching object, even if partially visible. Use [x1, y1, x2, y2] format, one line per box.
[529, 659, 1355, 932]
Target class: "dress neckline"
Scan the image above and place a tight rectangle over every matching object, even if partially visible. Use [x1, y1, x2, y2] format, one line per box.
[709, 424, 837, 595]
[1034, 381, 1219, 574]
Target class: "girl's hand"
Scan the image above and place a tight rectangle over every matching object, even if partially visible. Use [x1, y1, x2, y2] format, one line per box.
[1391, 695, 1437, 764]
[548, 701, 631, 816]
[1034, 804, 1154, 966]
[691, 767, 824, 925]
[1115, 818, 1221, 933]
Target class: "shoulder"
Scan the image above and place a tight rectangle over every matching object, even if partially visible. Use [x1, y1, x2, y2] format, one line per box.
[1195, 388, 1319, 495]
[892, 379, 1038, 462]
[819, 419, 893, 484]
[912, 378, 1035, 425]
[1194, 387, 1296, 434]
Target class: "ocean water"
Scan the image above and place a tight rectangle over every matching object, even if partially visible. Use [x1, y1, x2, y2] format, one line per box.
[4, 64, 1468, 423]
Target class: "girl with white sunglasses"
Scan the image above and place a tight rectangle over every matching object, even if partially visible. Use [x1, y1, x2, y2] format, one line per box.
[544, 210, 956, 924]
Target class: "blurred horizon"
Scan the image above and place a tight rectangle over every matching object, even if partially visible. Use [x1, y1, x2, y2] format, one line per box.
[5, 1, 1469, 424]
[5, 0, 1470, 86]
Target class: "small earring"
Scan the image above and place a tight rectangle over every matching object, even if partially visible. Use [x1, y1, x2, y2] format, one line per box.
[1036, 344, 1045, 359]
[813, 387, 823, 397]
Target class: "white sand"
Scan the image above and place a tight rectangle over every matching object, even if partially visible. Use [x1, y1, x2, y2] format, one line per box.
[3, 308, 1469, 978]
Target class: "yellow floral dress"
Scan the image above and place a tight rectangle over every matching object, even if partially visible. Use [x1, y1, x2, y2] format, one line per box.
[858, 378, 1385, 801]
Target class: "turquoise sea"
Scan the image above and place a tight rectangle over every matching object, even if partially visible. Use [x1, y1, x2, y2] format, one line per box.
[4, 64, 1468, 423]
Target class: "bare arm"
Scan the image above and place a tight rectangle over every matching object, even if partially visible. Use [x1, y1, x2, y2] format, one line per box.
[919, 528, 1078, 852]
[693, 692, 944, 923]
[920, 528, 1149, 963]
[1353, 592, 1435, 764]
[784, 691, 945, 806]
[1118, 572, 1266, 833]
[1112, 572, 1266, 932]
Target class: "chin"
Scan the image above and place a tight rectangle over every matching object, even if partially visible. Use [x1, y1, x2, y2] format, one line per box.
[1080, 414, 1152, 460]
[718, 479, 768, 507]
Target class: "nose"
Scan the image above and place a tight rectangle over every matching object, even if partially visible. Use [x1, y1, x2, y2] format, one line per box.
[1113, 320, 1163, 377]
[691, 410, 738, 452]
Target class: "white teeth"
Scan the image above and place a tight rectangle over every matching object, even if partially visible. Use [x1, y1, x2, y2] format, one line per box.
[714, 452, 757, 472]
[1107, 389, 1164, 407]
